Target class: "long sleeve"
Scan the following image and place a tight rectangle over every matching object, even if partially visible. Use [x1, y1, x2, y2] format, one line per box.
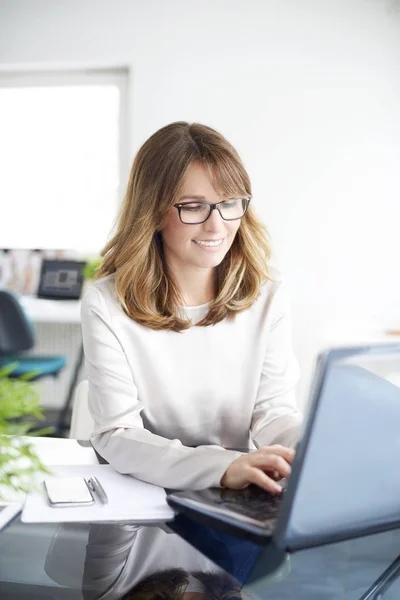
[81, 286, 241, 490]
[250, 281, 303, 449]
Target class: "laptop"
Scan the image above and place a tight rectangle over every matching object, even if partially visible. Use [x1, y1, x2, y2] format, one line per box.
[167, 342, 400, 550]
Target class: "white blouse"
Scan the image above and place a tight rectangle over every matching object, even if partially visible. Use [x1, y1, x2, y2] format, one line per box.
[80, 268, 302, 490]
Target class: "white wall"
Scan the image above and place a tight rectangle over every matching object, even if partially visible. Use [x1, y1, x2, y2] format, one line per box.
[1, 0, 400, 406]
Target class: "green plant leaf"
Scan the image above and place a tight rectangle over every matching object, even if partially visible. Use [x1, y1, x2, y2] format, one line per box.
[82, 257, 102, 280]
[0, 370, 53, 500]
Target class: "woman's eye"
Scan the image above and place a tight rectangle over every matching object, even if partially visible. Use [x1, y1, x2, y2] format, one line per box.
[181, 203, 205, 212]
[223, 199, 239, 209]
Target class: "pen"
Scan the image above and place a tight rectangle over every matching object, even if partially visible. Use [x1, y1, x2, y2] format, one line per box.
[88, 477, 108, 504]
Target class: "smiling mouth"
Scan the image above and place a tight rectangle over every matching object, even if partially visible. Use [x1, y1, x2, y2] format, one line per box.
[193, 239, 224, 248]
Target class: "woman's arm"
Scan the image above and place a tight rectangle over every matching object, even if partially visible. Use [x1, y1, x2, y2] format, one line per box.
[250, 281, 303, 449]
[81, 285, 241, 490]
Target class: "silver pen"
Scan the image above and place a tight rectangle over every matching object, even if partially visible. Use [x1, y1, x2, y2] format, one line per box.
[88, 476, 108, 504]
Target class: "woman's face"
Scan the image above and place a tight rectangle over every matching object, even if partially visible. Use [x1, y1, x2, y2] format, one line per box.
[161, 162, 241, 276]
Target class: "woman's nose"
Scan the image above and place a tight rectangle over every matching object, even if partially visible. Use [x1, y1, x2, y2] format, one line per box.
[204, 207, 224, 232]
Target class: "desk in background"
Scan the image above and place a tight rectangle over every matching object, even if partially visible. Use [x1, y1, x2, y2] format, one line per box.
[20, 296, 81, 324]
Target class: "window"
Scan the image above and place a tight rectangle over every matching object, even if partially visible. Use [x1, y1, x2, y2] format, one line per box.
[0, 69, 128, 254]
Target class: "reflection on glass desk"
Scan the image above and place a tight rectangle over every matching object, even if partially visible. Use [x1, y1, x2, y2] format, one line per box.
[0, 512, 399, 600]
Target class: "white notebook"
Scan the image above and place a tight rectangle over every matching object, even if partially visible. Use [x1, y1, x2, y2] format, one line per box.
[22, 464, 175, 524]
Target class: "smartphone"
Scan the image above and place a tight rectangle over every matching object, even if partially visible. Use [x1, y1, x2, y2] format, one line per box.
[43, 477, 95, 507]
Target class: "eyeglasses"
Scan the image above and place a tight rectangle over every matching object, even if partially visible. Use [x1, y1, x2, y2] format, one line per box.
[173, 197, 251, 225]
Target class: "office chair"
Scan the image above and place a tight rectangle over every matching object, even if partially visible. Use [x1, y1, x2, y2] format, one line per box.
[0, 290, 67, 380]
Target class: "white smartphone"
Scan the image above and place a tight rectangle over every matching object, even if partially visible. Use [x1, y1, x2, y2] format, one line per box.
[43, 477, 95, 507]
[0, 503, 22, 531]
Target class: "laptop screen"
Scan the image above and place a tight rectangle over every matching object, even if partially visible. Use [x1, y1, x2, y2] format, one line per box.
[280, 343, 400, 551]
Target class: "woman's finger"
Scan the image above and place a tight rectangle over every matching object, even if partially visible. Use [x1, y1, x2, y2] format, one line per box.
[247, 467, 283, 494]
[259, 445, 295, 464]
[250, 453, 292, 479]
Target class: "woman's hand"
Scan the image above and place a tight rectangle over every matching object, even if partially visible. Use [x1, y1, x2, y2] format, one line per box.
[220, 445, 295, 493]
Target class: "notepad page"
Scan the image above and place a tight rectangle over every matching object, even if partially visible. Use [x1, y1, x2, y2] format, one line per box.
[22, 464, 175, 523]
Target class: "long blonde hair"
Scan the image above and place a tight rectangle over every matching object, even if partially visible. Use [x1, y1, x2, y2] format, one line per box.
[97, 122, 271, 332]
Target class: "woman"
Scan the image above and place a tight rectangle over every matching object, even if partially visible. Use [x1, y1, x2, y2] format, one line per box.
[81, 122, 302, 493]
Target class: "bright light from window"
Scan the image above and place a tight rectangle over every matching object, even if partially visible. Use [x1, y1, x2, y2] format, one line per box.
[0, 84, 120, 254]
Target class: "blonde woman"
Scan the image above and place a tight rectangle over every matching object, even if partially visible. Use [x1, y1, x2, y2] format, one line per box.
[81, 122, 302, 493]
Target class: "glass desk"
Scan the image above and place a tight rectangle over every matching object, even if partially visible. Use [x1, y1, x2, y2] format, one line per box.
[0, 512, 399, 600]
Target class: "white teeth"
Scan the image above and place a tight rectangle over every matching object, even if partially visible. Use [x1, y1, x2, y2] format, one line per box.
[193, 239, 223, 247]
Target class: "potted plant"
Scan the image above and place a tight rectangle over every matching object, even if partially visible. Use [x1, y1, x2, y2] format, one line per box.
[0, 365, 51, 501]
[82, 257, 102, 282]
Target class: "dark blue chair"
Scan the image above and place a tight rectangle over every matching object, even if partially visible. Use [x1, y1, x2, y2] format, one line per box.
[0, 290, 67, 380]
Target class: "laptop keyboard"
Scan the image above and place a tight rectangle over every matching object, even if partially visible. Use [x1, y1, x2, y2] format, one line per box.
[200, 484, 284, 522]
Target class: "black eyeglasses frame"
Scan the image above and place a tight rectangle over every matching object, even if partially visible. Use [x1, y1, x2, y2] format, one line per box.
[173, 197, 252, 225]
